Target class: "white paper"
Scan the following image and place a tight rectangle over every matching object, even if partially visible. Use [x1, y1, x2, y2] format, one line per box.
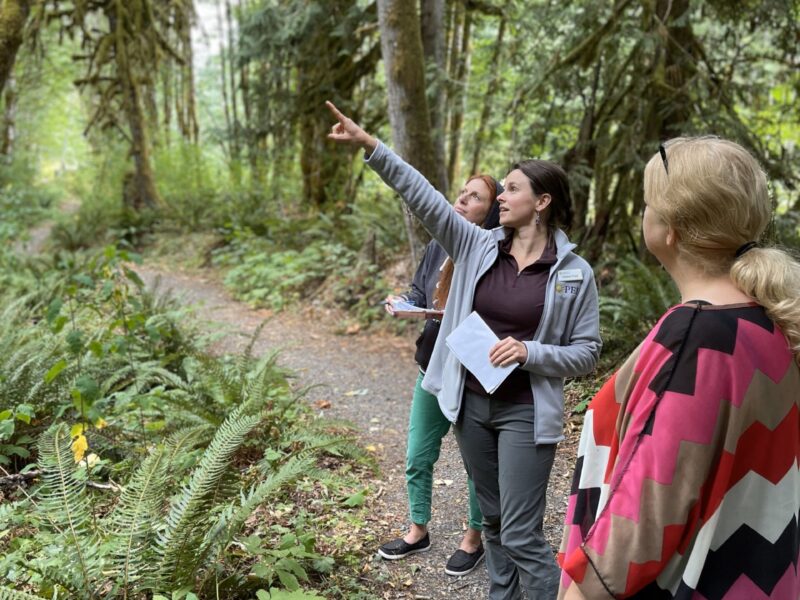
[390, 299, 425, 312]
[445, 311, 516, 394]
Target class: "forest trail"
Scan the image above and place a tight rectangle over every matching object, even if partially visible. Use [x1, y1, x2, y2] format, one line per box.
[133, 262, 577, 599]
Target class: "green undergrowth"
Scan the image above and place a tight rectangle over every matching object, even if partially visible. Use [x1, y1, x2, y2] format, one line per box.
[0, 241, 380, 599]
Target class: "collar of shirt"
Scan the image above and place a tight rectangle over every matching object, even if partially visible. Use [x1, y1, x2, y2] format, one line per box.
[498, 232, 558, 273]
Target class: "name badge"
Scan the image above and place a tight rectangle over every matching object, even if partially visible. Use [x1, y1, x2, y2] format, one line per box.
[557, 269, 583, 282]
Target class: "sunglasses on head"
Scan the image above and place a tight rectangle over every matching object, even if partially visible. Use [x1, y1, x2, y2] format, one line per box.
[658, 135, 721, 176]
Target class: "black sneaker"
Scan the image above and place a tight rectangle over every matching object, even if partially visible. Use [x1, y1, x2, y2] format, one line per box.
[444, 545, 485, 576]
[377, 533, 431, 560]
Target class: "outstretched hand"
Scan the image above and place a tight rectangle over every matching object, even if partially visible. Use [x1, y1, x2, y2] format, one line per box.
[325, 101, 377, 153]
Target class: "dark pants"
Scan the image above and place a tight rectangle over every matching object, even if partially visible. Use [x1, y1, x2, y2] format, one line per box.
[454, 389, 559, 600]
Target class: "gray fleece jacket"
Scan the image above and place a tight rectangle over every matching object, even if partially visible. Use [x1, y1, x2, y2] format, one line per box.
[366, 141, 601, 443]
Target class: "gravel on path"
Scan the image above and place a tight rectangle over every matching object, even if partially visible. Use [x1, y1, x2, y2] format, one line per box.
[134, 264, 580, 600]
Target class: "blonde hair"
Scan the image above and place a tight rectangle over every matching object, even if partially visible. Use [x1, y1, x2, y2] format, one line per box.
[644, 136, 800, 363]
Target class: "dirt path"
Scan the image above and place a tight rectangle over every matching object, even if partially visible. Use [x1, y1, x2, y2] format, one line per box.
[134, 264, 579, 600]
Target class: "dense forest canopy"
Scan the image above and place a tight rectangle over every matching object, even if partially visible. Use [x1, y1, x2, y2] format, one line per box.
[2, 1, 798, 258]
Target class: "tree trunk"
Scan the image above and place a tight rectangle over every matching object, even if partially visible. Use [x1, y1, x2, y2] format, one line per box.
[446, 7, 471, 189]
[181, 16, 199, 144]
[376, 0, 443, 263]
[1, 74, 17, 161]
[0, 0, 30, 96]
[470, 16, 505, 175]
[225, 0, 240, 157]
[162, 63, 172, 147]
[216, 0, 233, 159]
[113, 12, 162, 210]
[420, 0, 448, 192]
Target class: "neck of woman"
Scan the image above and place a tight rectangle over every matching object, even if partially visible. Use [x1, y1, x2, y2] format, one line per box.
[668, 260, 753, 306]
[512, 223, 548, 254]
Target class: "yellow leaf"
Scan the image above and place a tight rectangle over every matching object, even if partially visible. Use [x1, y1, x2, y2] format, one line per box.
[364, 444, 377, 453]
[70, 423, 86, 438]
[72, 434, 88, 463]
[94, 417, 107, 430]
[85, 453, 100, 468]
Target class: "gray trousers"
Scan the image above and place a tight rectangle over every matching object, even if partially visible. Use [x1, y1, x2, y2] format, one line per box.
[454, 390, 559, 600]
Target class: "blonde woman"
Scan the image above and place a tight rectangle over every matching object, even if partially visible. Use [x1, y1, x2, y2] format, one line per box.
[559, 137, 800, 599]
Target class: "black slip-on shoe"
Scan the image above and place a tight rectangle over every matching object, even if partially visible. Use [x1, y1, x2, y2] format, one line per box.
[444, 544, 485, 576]
[377, 533, 431, 560]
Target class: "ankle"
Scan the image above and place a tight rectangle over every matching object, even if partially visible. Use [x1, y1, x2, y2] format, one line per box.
[459, 528, 482, 553]
[403, 523, 428, 544]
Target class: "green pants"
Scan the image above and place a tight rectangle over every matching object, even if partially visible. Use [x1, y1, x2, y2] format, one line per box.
[406, 371, 482, 531]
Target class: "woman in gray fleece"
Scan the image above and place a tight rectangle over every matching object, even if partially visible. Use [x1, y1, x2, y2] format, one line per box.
[326, 101, 601, 600]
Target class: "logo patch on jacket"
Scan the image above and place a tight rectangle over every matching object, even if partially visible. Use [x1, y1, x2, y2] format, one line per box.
[556, 282, 580, 295]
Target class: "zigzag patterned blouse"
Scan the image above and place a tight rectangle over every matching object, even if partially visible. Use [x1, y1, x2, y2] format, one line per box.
[558, 302, 800, 599]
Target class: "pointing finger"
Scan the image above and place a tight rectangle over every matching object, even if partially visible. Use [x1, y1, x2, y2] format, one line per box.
[325, 100, 346, 122]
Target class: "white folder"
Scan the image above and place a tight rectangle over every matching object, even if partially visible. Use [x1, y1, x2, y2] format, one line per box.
[445, 311, 516, 394]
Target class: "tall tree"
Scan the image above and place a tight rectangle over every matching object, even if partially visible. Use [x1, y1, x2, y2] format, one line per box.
[376, 0, 444, 262]
[420, 0, 448, 193]
[445, 4, 471, 189]
[239, 0, 381, 209]
[0, 0, 31, 96]
[28, 0, 195, 210]
[1, 74, 16, 159]
[470, 15, 505, 175]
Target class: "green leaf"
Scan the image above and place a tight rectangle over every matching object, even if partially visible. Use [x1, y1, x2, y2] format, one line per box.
[255, 591, 270, 600]
[123, 266, 144, 287]
[0, 410, 12, 421]
[278, 558, 307, 581]
[51, 315, 69, 333]
[276, 570, 300, 591]
[253, 562, 274, 581]
[44, 359, 68, 383]
[0, 419, 15, 439]
[342, 489, 367, 507]
[66, 330, 84, 354]
[46, 298, 63, 324]
[15, 405, 35, 421]
[75, 376, 99, 402]
[73, 274, 94, 288]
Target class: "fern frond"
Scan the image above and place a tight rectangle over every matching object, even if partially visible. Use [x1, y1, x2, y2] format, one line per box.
[35, 423, 97, 593]
[153, 408, 261, 590]
[0, 587, 46, 600]
[197, 454, 315, 591]
[165, 425, 212, 465]
[106, 447, 169, 594]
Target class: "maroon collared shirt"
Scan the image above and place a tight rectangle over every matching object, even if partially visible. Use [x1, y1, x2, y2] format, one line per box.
[464, 234, 557, 404]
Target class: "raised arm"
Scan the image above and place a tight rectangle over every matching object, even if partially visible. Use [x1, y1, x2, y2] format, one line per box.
[325, 101, 486, 261]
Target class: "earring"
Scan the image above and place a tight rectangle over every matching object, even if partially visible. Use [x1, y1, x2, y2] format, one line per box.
[535, 211, 541, 226]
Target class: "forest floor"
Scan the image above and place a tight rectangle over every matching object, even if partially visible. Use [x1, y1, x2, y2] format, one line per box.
[131, 258, 583, 600]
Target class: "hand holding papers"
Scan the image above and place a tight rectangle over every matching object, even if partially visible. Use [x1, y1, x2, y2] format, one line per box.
[387, 298, 445, 320]
[445, 311, 516, 394]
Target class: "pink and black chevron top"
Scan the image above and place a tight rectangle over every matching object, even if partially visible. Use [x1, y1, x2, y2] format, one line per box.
[558, 302, 800, 599]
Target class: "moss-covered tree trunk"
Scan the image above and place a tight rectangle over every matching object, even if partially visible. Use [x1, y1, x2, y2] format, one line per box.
[420, 0, 449, 193]
[0, 0, 30, 97]
[1, 74, 17, 159]
[113, 10, 162, 211]
[446, 7, 471, 190]
[377, 0, 443, 263]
